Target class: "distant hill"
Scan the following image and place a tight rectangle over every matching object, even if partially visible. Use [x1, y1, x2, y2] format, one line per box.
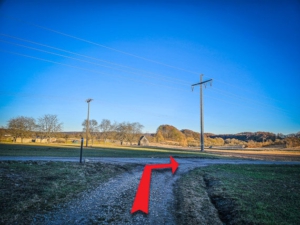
[210, 131, 278, 142]
[154, 124, 300, 148]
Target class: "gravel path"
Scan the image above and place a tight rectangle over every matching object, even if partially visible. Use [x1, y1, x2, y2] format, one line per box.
[2, 157, 299, 224]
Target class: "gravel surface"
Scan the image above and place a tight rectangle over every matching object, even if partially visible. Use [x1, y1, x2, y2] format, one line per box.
[1, 157, 299, 224]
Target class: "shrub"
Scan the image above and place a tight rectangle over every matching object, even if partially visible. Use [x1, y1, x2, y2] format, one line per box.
[285, 137, 300, 148]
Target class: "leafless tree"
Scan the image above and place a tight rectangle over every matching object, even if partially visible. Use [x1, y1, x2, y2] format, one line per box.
[38, 114, 62, 143]
[99, 119, 114, 143]
[7, 116, 36, 143]
[126, 122, 144, 145]
[115, 122, 128, 145]
[82, 119, 99, 145]
[115, 122, 144, 145]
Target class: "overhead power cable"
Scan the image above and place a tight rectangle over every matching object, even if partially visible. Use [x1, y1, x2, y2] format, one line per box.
[2, 15, 290, 102]
[1, 16, 293, 116]
[3, 15, 199, 75]
[0, 38, 190, 87]
[0, 33, 191, 85]
[0, 49, 189, 92]
[0, 48, 290, 116]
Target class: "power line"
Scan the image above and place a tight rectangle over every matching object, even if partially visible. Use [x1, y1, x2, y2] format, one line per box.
[5, 31, 283, 105]
[0, 33, 191, 85]
[1, 16, 291, 104]
[0, 91, 176, 119]
[0, 29, 286, 105]
[1, 48, 292, 117]
[0, 49, 189, 92]
[0, 16, 293, 117]
[0, 38, 190, 87]
[1, 48, 292, 116]
[3, 15, 199, 75]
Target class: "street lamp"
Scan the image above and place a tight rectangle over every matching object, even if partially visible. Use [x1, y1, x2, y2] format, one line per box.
[86, 98, 93, 147]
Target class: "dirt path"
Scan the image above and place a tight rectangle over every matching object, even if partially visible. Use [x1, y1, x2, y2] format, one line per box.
[2, 157, 300, 224]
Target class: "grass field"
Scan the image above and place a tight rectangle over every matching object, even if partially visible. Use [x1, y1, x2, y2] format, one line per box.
[176, 164, 300, 225]
[0, 143, 220, 158]
[0, 160, 135, 224]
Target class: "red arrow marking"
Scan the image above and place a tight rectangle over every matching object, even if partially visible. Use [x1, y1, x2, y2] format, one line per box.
[131, 156, 179, 214]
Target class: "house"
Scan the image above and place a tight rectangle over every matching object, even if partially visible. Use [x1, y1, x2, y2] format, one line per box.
[138, 136, 149, 146]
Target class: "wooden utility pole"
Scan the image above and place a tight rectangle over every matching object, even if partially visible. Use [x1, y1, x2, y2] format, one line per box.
[86, 98, 93, 147]
[191, 75, 212, 152]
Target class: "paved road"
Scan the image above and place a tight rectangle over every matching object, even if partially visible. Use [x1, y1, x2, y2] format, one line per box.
[2, 157, 299, 225]
[1, 156, 300, 165]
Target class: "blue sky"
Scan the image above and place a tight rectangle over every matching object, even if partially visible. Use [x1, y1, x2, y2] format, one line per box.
[0, 0, 299, 134]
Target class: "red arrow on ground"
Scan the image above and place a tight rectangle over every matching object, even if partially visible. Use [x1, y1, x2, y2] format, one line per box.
[131, 156, 179, 214]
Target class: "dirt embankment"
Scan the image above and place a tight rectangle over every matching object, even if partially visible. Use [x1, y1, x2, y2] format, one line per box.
[174, 175, 223, 224]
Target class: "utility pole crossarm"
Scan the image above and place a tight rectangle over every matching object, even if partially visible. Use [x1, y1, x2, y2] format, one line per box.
[191, 79, 213, 90]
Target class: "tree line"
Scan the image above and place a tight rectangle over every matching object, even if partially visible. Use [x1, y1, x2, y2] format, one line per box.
[1, 115, 144, 145]
[81, 119, 144, 145]
[5, 114, 62, 143]
[2, 116, 299, 148]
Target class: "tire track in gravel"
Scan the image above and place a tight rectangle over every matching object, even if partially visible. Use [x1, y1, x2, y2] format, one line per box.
[18, 158, 300, 225]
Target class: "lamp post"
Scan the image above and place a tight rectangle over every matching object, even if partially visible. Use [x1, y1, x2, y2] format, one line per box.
[86, 98, 93, 147]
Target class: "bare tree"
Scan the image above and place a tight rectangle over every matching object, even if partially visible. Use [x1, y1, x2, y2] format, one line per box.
[82, 119, 99, 146]
[126, 122, 144, 145]
[115, 122, 144, 145]
[99, 119, 114, 143]
[38, 114, 62, 143]
[115, 122, 128, 145]
[7, 116, 36, 143]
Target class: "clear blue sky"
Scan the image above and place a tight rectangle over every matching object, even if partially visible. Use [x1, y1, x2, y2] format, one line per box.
[0, 0, 299, 135]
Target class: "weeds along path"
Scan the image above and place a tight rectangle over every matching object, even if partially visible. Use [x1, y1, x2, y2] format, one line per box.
[32, 165, 187, 225]
[3, 157, 299, 225]
[32, 158, 203, 225]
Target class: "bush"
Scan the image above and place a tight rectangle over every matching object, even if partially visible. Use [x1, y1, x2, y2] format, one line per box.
[285, 137, 300, 148]
[246, 140, 263, 148]
[54, 139, 65, 143]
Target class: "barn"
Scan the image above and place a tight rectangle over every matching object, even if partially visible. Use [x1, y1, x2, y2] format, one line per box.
[138, 136, 149, 146]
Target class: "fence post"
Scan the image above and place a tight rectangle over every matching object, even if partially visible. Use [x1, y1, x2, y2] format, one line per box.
[80, 138, 83, 163]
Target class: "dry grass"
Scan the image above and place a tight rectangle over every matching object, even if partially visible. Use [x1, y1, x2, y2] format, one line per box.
[204, 149, 300, 161]
[0, 161, 135, 224]
[0, 143, 221, 158]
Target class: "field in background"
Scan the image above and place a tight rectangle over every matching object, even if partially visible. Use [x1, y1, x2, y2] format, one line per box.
[176, 164, 300, 225]
[204, 148, 300, 161]
[0, 143, 220, 158]
[1, 143, 300, 161]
